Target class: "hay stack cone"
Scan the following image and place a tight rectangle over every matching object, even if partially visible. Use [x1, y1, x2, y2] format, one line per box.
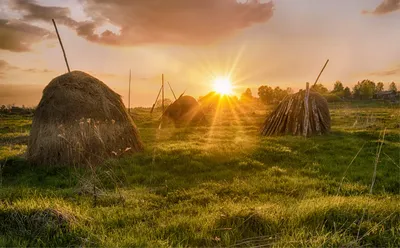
[260, 88, 330, 137]
[162, 95, 206, 127]
[27, 71, 144, 166]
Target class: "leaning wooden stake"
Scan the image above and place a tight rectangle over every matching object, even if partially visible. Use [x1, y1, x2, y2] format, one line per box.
[52, 19, 70, 73]
[313, 59, 329, 86]
[150, 85, 163, 114]
[162, 74, 165, 113]
[128, 69, 131, 113]
[303, 82, 310, 137]
[178, 89, 186, 99]
[167, 81, 177, 100]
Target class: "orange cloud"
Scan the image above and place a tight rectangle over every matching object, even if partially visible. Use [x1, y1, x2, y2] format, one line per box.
[363, 0, 400, 15]
[81, 0, 274, 46]
[12, 0, 78, 27]
[0, 60, 18, 78]
[0, 19, 54, 52]
[0, 59, 54, 77]
[11, 0, 274, 47]
[370, 65, 400, 76]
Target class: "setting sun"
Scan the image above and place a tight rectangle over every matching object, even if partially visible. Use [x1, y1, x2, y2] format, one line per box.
[213, 77, 233, 95]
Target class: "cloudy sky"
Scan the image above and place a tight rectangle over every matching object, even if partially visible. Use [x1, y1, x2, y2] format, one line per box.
[0, 0, 399, 107]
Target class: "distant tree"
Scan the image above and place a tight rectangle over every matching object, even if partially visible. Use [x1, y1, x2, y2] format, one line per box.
[332, 81, 344, 97]
[332, 81, 344, 93]
[353, 82, 361, 100]
[389, 82, 397, 92]
[258, 85, 274, 104]
[358, 80, 375, 100]
[376, 82, 384, 93]
[273, 87, 288, 102]
[311, 83, 328, 94]
[240, 88, 253, 102]
[230, 95, 239, 103]
[286, 87, 294, 95]
[343, 87, 351, 99]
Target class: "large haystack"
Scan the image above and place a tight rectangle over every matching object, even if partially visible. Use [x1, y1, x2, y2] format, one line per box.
[260, 90, 330, 136]
[27, 71, 144, 166]
[162, 95, 206, 127]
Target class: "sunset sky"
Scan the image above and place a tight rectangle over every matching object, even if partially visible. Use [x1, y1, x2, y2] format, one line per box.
[0, 0, 399, 107]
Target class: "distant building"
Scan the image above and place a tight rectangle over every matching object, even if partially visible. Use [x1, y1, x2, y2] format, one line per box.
[11, 106, 24, 113]
[374, 91, 399, 101]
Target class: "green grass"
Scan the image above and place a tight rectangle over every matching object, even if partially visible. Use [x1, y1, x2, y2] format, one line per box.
[0, 101, 399, 247]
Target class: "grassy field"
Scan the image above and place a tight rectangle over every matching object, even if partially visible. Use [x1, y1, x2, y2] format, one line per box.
[0, 101, 399, 247]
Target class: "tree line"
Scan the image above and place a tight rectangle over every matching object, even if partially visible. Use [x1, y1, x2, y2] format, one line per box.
[240, 80, 398, 104]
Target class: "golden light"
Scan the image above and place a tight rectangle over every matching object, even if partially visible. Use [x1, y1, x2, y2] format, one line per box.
[213, 77, 233, 95]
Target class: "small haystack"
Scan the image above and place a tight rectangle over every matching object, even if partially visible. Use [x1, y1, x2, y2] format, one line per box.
[260, 89, 330, 137]
[162, 95, 206, 127]
[27, 71, 144, 166]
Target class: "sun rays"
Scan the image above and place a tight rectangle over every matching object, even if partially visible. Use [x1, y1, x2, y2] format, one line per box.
[213, 76, 233, 95]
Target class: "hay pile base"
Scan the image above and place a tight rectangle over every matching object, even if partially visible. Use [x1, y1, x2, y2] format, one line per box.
[260, 90, 330, 137]
[162, 95, 206, 127]
[27, 71, 143, 166]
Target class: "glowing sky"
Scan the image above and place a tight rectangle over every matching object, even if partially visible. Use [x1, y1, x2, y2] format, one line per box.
[0, 0, 399, 107]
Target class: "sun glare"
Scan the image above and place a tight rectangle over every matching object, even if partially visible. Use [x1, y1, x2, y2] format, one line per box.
[213, 77, 233, 95]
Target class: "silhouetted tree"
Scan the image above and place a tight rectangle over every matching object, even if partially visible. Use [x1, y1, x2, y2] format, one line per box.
[343, 87, 351, 99]
[240, 88, 253, 102]
[376, 82, 384, 93]
[389, 82, 397, 92]
[286, 87, 294, 94]
[311, 83, 328, 94]
[273, 87, 288, 102]
[332, 81, 344, 92]
[258, 85, 274, 104]
[332, 81, 344, 97]
[357, 80, 376, 100]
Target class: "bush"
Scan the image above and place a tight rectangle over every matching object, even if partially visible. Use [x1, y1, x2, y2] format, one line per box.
[323, 94, 343, 102]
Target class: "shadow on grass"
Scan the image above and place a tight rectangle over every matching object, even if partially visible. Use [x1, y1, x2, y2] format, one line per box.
[0, 207, 96, 247]
[1, 157, 79, 189]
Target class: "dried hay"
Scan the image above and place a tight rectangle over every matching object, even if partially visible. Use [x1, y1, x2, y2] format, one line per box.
[162, 95, 207, 127]
[27, 71, 143, 166]
[260, 90, 331, 136]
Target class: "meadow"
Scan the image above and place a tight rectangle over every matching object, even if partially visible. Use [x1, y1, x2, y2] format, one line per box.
[0, 101, 399, 247]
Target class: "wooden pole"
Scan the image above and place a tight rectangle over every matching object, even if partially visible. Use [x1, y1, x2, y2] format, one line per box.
[313, 59, 329, 87]
[167, 81, 177, 100]
[150, 85, 162, 114]
[303, 82, 310, 137]
[52, 19, 70, 73]
[162, 74, 165, 113]
[178, 89, 186, 99]
[128, 69, 131, 113]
